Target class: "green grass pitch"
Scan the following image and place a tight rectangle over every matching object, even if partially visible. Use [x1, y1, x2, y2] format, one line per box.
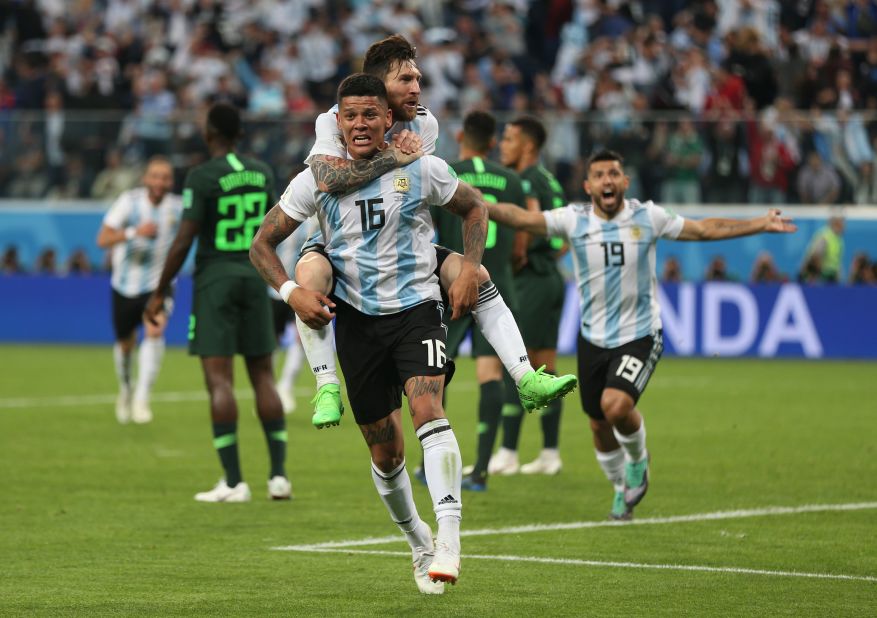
[1, 345, 874, 616]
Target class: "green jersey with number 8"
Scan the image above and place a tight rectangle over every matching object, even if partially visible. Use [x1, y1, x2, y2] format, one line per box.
[182, 152, 276, 283]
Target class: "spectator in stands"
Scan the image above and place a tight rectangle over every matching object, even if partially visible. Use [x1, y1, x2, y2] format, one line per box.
[91, 148, 141, 199]
[35, 247, 58, 274]
[747, 113, 797, 204]
[703, 118, 747, 203]
[1, 246, 24, 274]
[751, 251, 787, 283]
[705, 255, 735, 281]
[661, 256, 683, 283]
[66, 248, 92, 275]
[661, 116, 703, 204]
[796, 150, 842, 204]
[849, 252, 876, 285]
[801, 215, 845, 283]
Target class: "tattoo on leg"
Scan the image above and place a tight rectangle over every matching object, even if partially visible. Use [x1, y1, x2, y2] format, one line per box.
[363, 418, 396, 446]
[406, 376, 443, 399]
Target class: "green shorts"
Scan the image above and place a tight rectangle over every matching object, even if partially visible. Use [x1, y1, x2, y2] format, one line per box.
[514, 266, 564, 350]
[188, 274, 275, 357]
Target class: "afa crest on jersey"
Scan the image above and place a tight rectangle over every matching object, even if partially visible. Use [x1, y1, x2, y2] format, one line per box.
[630, 225, 642, 240]
[394, 176, 410, 192]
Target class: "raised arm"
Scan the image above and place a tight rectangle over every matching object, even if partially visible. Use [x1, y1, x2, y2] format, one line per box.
[487, 200, 549, 236]
[440, 181, 489, 319]
[676, 208, 797, 241]
[249, 204, 302, 291]
[310, 131, 424, 194]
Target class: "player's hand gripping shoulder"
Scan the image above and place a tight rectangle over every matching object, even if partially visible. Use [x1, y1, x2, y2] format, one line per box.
[309, 130, 424, 195]
[442, 181, 488, 319]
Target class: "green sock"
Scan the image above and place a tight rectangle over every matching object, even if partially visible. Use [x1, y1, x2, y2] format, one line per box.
[261, 418, 287, 478]
[474, 380, 503, 475]
[212, 423, 242, 487]
[501, 371, 524, 451]
[540, 397, 562, 449]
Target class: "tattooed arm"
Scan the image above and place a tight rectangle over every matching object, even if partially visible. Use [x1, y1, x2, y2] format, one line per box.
[310, 131, 424, 194]
[249, 204, 302, 291]
[677, 209, 797, 241]
[441, 181, 489, 319]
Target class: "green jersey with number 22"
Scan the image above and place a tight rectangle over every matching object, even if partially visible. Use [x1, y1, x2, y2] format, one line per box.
[182, 152, 276, 283]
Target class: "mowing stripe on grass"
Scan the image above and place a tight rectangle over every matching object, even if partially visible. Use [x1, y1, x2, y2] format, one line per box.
[0, 390, 255, 409]
[290, 548, 877, 583]
[273, 501, 877, 551]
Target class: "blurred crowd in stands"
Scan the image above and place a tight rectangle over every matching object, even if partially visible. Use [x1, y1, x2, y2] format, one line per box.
[2, 1, 877, 204]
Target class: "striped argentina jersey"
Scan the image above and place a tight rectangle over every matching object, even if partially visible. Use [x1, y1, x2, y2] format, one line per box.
[102, 187, 183, 297]
[543, 199, 684, 348]
[279, 155, 458, 315]
[305, 103, 438, 163]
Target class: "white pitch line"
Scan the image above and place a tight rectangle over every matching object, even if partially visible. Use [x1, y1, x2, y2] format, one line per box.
[285, 548, 877, 584]
[0, 389, 255, 409]
[272, 501, 877, 552]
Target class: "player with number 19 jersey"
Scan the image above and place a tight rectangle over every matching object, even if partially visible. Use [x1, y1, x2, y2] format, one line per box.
[543, 198, 684, 349]
[278, 155, 458, 316]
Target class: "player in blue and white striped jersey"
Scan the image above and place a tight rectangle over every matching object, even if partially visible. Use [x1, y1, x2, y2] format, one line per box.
[251, 73, 487, 593]
[294, 34, 575, 433]
[96, 157, 182, 425]
[486, 149, 797, 521]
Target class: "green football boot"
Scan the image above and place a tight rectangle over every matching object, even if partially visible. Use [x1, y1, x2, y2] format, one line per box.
[609, 490, 632, 521]
[517, 365, 578, 412]
[624, 453, 650, 508]
[311, 383, 344, 429]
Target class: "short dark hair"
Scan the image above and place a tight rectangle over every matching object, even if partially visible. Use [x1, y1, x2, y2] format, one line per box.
[206, 103, 242, 142]
[363, 34, 417, 79]
[509, 115, 546, 150]
[586, 149, 624, 170]
[462, 110, 496, 152]
[337, 73, 388, 104]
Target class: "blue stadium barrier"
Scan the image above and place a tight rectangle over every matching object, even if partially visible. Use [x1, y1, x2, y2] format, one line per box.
[1, 276, 874, 359]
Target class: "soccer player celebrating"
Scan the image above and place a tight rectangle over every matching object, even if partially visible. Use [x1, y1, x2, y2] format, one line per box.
[96, 156, 182, 424]
[251, 73, 486, 593]
[145, 104, 291, 503]
[486, 149, 796, 520]
[292, 34, 576, 430]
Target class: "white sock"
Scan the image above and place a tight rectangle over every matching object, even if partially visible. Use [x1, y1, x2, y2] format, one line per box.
[113, 343, 132, 392]
[436, 514, 461, 554]
[370, 459, 430, 551]
[595, 447, 625, 492]
[613, 421, 647, 463]
[134, 336, 164, 402]
[278, 336, 305, 392]
[472, 281, 530, 383]
[416, 418, 462, 545]
[295, 315, 339, 389]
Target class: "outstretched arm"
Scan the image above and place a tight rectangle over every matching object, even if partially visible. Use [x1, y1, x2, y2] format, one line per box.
[677, 208, 797, 241]
[440, 181, 489, 319]
[487, 200, 549, 236]
[310, 131, 423, 194]
[144, 219, 198, 325]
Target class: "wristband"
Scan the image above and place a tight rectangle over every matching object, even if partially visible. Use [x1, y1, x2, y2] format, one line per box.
[279, 280, 299, 303]
[124, 227, 136, 241]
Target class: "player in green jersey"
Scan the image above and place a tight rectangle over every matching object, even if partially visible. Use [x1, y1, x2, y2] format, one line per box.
[433, 110, 574, 491]
[493, 115, 569, 477]
[145, 103, 290, 503]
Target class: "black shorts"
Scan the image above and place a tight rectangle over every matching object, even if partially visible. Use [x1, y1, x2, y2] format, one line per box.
[577, 331, 664, 420]
[271, 298, 294, 339]
[112, 288, 171, 340]
[333, 298, 454, 426]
